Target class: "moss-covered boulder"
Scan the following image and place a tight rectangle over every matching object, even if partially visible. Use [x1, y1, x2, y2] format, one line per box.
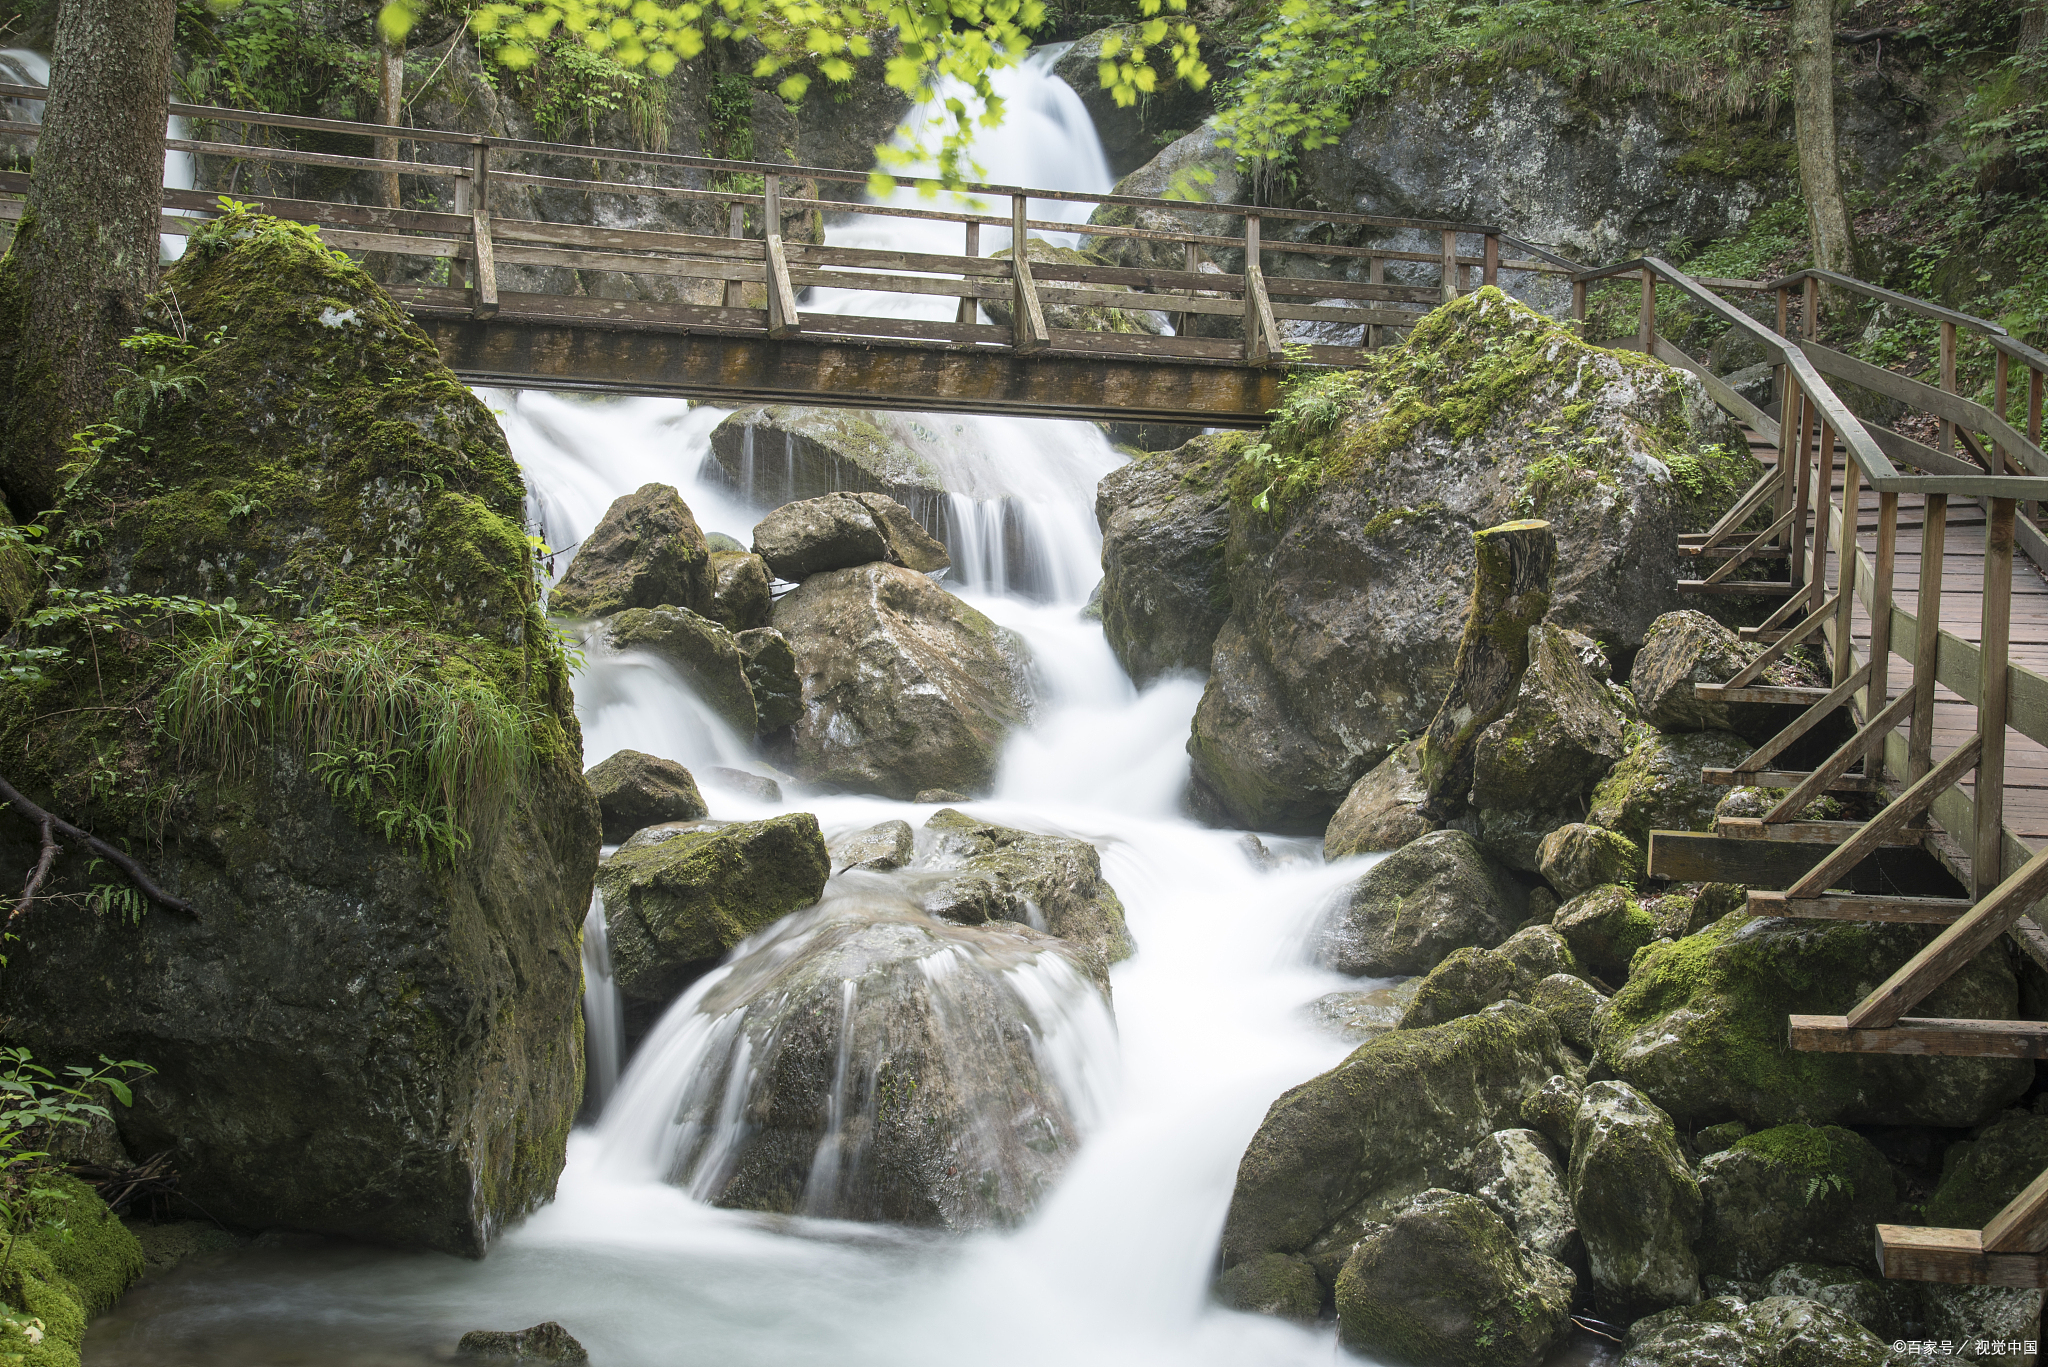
[1335, 1189, 1576, 1367]
[735, 626, 802, 734]
[1214, 1251, 1322, 1324]
[0, 207, 598, 1256]
[586, 749, 708, 844]
[598, 813, 830, 1005]
[771, 562, 1034, 799]
[549, 481, 714, 620]
[1697, 1125, 1902, 1279]
[455, 1321, 589, 1363]
[1472, 1128, 1580, 1265]
[1630, 610, 1826, 741]
[1761, 1265, 1904, 1343]
[0, 1176, 145, 1367]
[1555, 884, 1660, 982]
[1219, 1001, 1579, 1293]
[1323, 738, 1437, 859]
[1400, 947, 1525, 1029]
[1316, 830, 1528, 977]
[1620, 1295, 1901, 1367]
[1496, 924, 1584, 984]
[1094, 435, 1233, 685]
[1529, 973, 1607, 1053]
[1599, 914, 2031, 1128]
[1186, 290, 1755, 831]
[707, 549, 772, 631]
[704, 406, 947, 526]
[1537, 822, 1643, 899]
[1923, 1112, 2048, 1229]
[916, 809, 1134, 977]
[1587, 726, 1752, 852]
[604, 604, 758, 736]
[1569, 1081, 1700, 1319]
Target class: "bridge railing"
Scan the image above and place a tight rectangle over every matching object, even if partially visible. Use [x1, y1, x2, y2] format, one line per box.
[0, 82, 1573, 368]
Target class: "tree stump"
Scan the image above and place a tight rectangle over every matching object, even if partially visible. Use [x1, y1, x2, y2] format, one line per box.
[1418, 520, 1557, 818]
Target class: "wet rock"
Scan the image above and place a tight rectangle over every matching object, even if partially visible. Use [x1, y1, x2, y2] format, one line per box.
[832, 819, 915, 872]
[1555, 884, 1659, 982]
[1924, 1112, 2048, 1229]
[1323, 739, 1435, 859]
[1316, 830, 1527, 977]
[1619, 1295, 1900, 1367]
[1599, 913, 2031, 1128]
[1529, 973, 1607, 1054]
[1400, 947, 1523, 1029]
[682, 904, 1111, 1229]
[586, 749, 708, 844]
[1520, 1075, 1584, 1152]
[1214, 1251, 1321, 1324]
[917, 810, 1134, 972]
[1587, 727, 1752, 852]
[1051, 27, 1213, 177]
[604, 605, 758, 736]
[735, 627, 802, 733]
[456, 1321, 589, 1363]
[916, 788, 971, 804]
[1495, 925, 1583, 984]
[1094, 435, 1233, 685]
[752, 491, 950, 582]
[707, 549, 772, 631]
[1909, 1283, 2044, 1364]
[1569, 1080, 1700, 1318]
[707, 768, 782, 803]
[1305, 981, 1421, 1042]
[772, 563, 1034, 800]
[549, 482, 715, 620]
[1334, 1189, 1575, 1367]
[598, 813, 831, 1005]
[1628, 611, 1826, 740]
[705, 407, 947, 523]
[1697, 1120, 1750, 1155]
[1238, 833, 1277, 870]
[1219, 1001, 1579, 1287]
[705, 532, 748, 554]
[1472, 1128, 1580, 1264]
[1763, 1264, 1903, 1342]
[1696, 1125, 1901, 1279]
[1538, 822, 1643, 899]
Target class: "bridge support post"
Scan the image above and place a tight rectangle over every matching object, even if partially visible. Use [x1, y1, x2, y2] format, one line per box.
[467, 141, 497, 320]
[1977, 497, 2016, 894]
[1009, 193, 1048, 351]
[1440, 229, 1458, 304]
[763, 174, 800, 340]
[955, 220, 980, 325]
[1241, 214, 1276, 366]
[1638, 266, 1655, 354]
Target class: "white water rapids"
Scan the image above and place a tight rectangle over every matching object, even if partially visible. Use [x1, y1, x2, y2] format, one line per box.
[84, 53, 1397, 1367]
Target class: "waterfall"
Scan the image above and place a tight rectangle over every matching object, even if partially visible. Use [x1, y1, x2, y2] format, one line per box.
[582, 891, 625, 1109]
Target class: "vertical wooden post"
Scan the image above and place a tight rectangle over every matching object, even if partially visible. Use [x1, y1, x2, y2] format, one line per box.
[1777, 286, 1790, 338]
[1639, 266, 1656, 355]
[1242, 213, 1275, 365]
[1174, 239, 1203, 338]
[1009, 193, 1048, 351]
[1940, 320, 1958, 455]
[955, 219, 980, 326]
[1482, 234, 1499, 288]
[1809, 418, 1836, 615]
[449, 165, 471, 292]
[1867, 490, 1898, 779]
[1834, 453, 1861, 686]
[762, 174, 800, 339]
[1907, 493, 1948, 784]
[723, 201, 746, 309]
[1570, 278, 1586, 327]
[1773, 364, 1798, 524]
[2032, 365, 2044, 449]
[1789, 391, 1813, 594]
[1803, 275, 1820, 339]
[1976, 497, 2017, 894]
[468, 141, 497, 320]
[1367, 252, 1383, 350]
[1441, 229, 1458, 304]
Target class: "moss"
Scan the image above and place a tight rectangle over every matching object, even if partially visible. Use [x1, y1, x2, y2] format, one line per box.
[1732, 1124, 1866, 1195]
[1923, 1114, 2048, 1229]
[0, 1175, 145, 1367]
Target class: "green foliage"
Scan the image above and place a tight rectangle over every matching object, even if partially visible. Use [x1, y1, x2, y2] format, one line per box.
[178, 0, 382, 118]
[1235, 365, 1369, 513]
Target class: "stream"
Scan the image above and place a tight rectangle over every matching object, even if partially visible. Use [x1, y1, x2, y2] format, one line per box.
[83, 52, 1393, 1367]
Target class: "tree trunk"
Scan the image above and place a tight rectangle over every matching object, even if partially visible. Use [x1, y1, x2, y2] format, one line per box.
[376, 30, 404, 210]
[2022, 0, 2046, 57]
[0, 0, 177, 519]
[1790, 0, 1862, 289]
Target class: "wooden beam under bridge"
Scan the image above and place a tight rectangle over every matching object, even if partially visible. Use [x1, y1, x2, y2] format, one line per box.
[414, 309, 1286, 427]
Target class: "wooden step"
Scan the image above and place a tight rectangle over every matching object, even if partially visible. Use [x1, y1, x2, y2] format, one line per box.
[1736, 627, 1790, 643]
[1748, 891, 1973, 924]
[1715, 816, 1931, 845]
[1789, 1013, 2048, 1060]
[1678, 579, 1799, 597]
[1876, 1224, 2048, 1288]
[1701, 767, 1880, 792]
[1693, 683, 1840, 705]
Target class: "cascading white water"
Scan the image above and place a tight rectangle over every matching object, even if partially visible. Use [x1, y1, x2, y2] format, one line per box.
[81, 52, 1399, 1367]
[581, 891, 625, 1109]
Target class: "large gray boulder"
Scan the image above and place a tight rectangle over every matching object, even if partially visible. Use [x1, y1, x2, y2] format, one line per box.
[1471, 1128, 1579, 1265]
[549, 482, 714, 620]
[1323, 738, 1435, 859]
[597, 813, 831, 1005]
[752, 491, 951, 582]
[1334, 1189, 1575, 1367]
[771, 562, 1034, 800]
[1082, 125, 1245, 273]
[1586, 726, 1753, 854]
[1219, 1001, 1579, 1293]
[604, 605, 758, 736]
[1600, 913, 2032, 1128]
[916, 809, 1134, 976]
[707, 549, 772, 631]
[1553, 884, 1658, 982]
[704, 406, 947, 522]
[1316, 830, 1527, 977]
[1568, 1080, 1700, 1319]
[672, 904, 1111, 1230]
[1399, 946, 1527, 1030]
[1922, 1112, 2048, 1230]
[1094, 436, 1233, 685]
[1696, 1124, 1902, 1279]
[735, 627, 802, 734]
[1629, 610, 1827, 740]
[1186, 291, 1752, 832]
[1538, 823, 1644, 899]
[1619, 1295, 1904, 1367]
[585, 750, 708, 844]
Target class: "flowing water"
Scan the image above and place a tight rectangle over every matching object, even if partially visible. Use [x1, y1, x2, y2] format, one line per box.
[82, 54, 1398, 1367]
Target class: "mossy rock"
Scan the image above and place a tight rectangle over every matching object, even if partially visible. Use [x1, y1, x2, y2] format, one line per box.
[1924, 1112, 2048, 1230]
[1400, 946, 1525, 1029]
[604, 604, 758, 736]
[1471, 1128, 1579, 1265]
[1528, 972, 1606, 1054]
[1538, 823, 1643, 899]
[1620, 1295, 1901, 1367]
[0, 1175, 145, 1367]
[549, 482, 714, 620]
[1600, 914, 2031, 1129]
[704, 406, 947, 518]
[1568, 1080, 1701, 1319]
[707, 549, 772, 632]
[918, 809, 1134, 975]
[1316, 830, 1528, 977]
[1587, 725, 1752, 850]
[1094, 435, 1235, 686]
[735, 627, 802, 734]
[1630, 610, 1826, 741]
[1214, 1251, 1321, 1324]
[1697, 1125, 1902, 1279]
[1554, 883, 1659, 982]
[585, 749, 708, 844]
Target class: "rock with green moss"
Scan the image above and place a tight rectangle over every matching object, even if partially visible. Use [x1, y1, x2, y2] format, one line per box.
[707, 549, 772, 631]
[1400, 947, 1525, 1029]
[1317, 830, 1528, 977]
[1496, 925, 1583, 983]
[456, 1321, 589, 1362]
[598, 813, 830, 1005]
[1324, 739, 1437, 859]
[1570, 1080, 1700, 1317]
[0, 1176, 145, 1367]
[984, 239, 1166, 334]
[1588, 726, 1753, 850]
[1472, 624, 1635, 867]
[916, 809, 1133, 972]
[1219, 1001, 1579, 1291]
[1334, 1189, 1576, 1367]
[0, 207, 598, 1256]
[126, 1218, 241, 1276]
[1599, 914, 2031, 1128]
[1630, 611, 1826, 741]
[1473, 1128, 1580, 1265]
[1697, 1125, 1901, 1279]
[604, 604, 759, 736]
[1094, 435, 1234, 685]
[1529, 973, 1608, 1053]
[585, 749, 708, 844]
[1214, 1251, 1322, 1323]
[735, 627, 802, 734]
[1923, 1112, 2048, 1229]
[549, 482, 714, 620]
[1187, 291, 1754, 832]
[1537, 822, 1644, 899]
[772, 563, 1032, 799]
[1908, 1282, 2042, 1364]
[1555, 884, 1660, 982]
[1619, 1294, 1901, 1367]
[705, 407, 948, 524]
[1306, 980, 1422, 1042]
[1762, 1265, 1904, 1342]
[752, 491, 951, 582]
[1520, 1074, 1584, 1152]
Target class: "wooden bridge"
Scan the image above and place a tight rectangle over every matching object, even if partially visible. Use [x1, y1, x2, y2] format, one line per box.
[0, 82, 1575, 427]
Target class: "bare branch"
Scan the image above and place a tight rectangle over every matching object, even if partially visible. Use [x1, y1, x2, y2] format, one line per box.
[0, 772, 199, 919]
[11, 815, 57, 923]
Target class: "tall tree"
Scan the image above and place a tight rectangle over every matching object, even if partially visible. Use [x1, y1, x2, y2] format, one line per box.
[0, 0, 178, 518]
[375, 25, 404, 210]
[1790, 0, 1863, 294]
